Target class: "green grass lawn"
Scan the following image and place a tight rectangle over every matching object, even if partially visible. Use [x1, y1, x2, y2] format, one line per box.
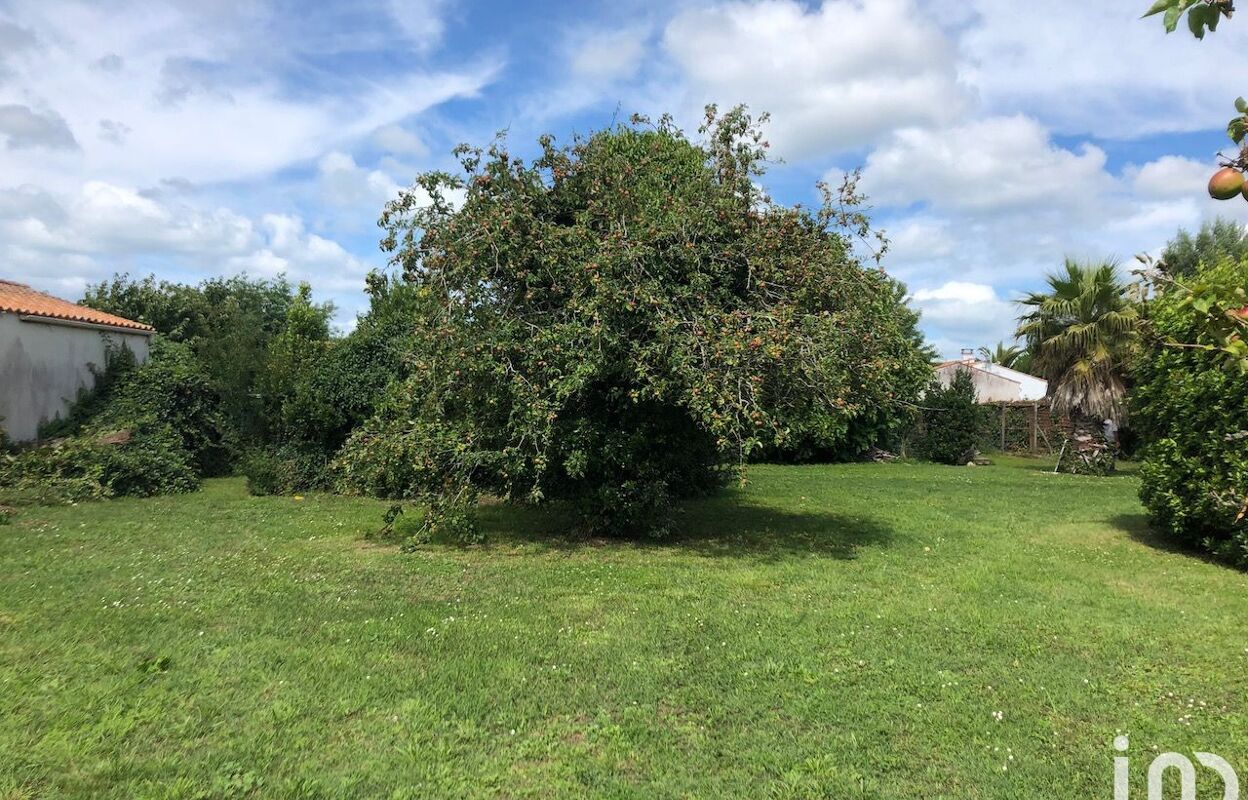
[2, 457, 1247, 799]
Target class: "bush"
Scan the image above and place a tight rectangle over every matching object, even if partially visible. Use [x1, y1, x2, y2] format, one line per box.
[338, 107, 932, 537]
[0, 423, 199, 504]
[0, 338, 230, 505]
[82, 273, 334, 442]
[1133, 257, 1248, 566]
[273, 273, 423, 452]
[916, 368, 980, 465]
[240, 445, 332, 496]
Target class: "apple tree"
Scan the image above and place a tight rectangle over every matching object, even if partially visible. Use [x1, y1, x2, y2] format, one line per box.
[336, 107, 932, 541]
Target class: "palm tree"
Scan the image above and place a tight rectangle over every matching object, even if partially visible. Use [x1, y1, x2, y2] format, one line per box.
[977, 341, 1033, 374]
[1015, 259, 1139, 425]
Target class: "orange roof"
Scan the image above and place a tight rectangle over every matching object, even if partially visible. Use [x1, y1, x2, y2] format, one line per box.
[0, 279, 154, 333]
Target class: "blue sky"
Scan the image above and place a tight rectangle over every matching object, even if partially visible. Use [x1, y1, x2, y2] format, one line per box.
[2, 0, 1247, 356]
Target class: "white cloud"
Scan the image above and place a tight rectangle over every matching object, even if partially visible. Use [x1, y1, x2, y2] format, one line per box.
[0, 104, 78, 150]
[0, 0, 499, 190]
[372, 124, 427, 157]
[569, 28, 648, 81]
[910, 281, 1020, 357]
[862, 115, 1112, 213]
[955, 0, 1248, 137]
[884, 218, 956, 267]
[0, 181, 374, 318]
[0, 181, 256, 257]
[388, 0, 451, 53]
[318, 151, 401, 209]
[228, 214, 373, 293]
[1126, 155, 1211, 199]
[663, 0, 970, 158]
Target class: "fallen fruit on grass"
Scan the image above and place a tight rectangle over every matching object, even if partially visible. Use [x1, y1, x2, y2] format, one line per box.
[1208, 167, 1244, 200]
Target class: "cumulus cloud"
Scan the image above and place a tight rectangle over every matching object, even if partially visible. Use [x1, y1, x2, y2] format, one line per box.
[1125, 156, 1210, 199]
[0, 0, 499, 190]
[956, 0, 1248, 137]
[0, 104, 78, 150]
[228, 214, 373, 293]
[388, 0, 452, 52]
[318, 151, 401, 208]
[92, 53, 124, 73]
[569, 28, 648, 81]
[0, 180, 375, 314]
[862, 115, 1112, 214]
[0, 20, 38, 82]
[663, 0, 970, 158]
[910, 281, 1020, 357]
[97, 119, 131, 145]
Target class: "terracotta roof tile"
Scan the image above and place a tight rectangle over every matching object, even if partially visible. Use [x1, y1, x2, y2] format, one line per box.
[0, 279, 154, 332]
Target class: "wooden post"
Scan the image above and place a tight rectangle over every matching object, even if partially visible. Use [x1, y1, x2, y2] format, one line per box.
[999, 402, 1007, 451]
[1030, 402, 1039, 453]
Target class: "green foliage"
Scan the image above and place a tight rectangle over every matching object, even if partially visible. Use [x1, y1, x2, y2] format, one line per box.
[338, 107, 932, 537]
[916, 368, 981, 465]
[82, 273, 334, 442]
[0, 422, 199, 504]
[0, 339, 230, 504]
[1133, 257, 1248, 566]
[976, 341, 1033, 375]
[256, 282, 333, 440]
[1143, 0, 1230, 38]
[240, 445, 332, 497]
[1160, 218, 1248, 278]
[274, 272, 424, 452]
[1016, 259, 1139, 421]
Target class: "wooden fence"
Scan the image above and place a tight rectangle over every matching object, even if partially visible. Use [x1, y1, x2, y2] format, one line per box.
[976, 400, 1070, 455]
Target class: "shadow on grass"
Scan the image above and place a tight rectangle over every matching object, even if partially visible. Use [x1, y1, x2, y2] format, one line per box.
[1108, 512, 1224, 566]
[471, 492, 893, 561]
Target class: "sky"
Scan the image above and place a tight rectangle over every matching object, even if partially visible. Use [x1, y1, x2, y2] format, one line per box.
[2, 0, 1247, 357]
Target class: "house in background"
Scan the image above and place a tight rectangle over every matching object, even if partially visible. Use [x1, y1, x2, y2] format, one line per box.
[933, 349, 1048, 403]
[0, 279, 154, 442]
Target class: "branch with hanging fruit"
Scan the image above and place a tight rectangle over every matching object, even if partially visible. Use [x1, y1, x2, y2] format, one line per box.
[1208, 98, 1248, 201]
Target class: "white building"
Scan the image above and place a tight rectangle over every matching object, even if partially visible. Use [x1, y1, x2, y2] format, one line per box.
[933, 350, 1048, 403]
[0, 279, 153, 442]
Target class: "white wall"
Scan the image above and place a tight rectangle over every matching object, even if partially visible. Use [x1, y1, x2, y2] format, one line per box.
[934, 363, 1024, 403]
[979, 363, 1048, 401]
[0, 312, 150, 442]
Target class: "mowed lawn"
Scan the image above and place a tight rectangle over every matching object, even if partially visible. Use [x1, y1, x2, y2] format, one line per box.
[2, 458, 1247, 799]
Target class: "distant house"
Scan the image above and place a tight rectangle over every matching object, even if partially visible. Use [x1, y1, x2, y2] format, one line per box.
[933, 350, 1048, 404]
[0, 280, 154, 442]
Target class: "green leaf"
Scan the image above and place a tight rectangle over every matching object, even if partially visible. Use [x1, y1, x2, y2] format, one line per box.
[1164, 4, 1184, 31]
[1188, 5, 1209, 37]
[1231, 120, 1246, 144]
[1142, 0, 1176, 17]
[1235, 97, 1246, 114]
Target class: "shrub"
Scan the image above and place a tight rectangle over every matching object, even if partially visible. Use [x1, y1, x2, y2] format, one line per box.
[240, 445, 332, 496]
[1133, 257, 1248, 565]
[0, 338, 230, 505]
[916, 368, 980, 465]
[271, 273, 422, 452]
[0, 422, 199, 504]
[82, 273, 334, 442]
[338, 107, 932, 537]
